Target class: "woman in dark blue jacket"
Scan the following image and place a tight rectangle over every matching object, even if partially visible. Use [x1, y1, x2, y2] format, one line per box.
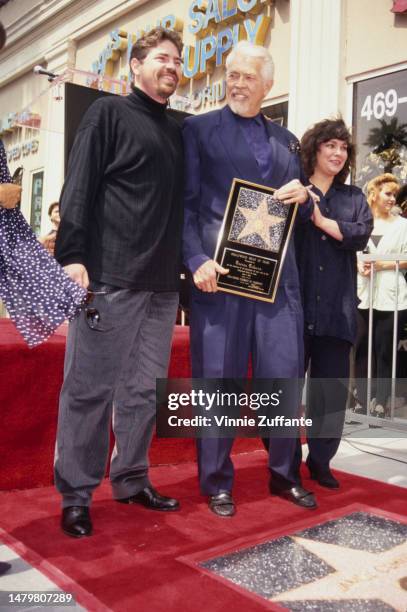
[295, 119, 373, 488]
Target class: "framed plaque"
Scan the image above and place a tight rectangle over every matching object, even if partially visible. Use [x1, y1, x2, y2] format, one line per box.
[214, 179, 298, 303]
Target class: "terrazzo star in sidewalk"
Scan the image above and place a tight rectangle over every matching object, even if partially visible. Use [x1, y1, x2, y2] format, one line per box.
[273, 536, 407, 609]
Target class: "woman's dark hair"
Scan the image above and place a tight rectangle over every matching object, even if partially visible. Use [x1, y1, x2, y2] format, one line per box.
[48, 201, 59, 217]
[300, 118, 355, 183]
[129, 27, 183, 66]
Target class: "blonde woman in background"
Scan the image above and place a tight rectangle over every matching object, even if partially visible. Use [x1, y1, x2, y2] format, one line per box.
[356, 174, 407, 417]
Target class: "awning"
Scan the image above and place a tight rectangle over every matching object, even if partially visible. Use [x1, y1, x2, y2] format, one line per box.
[391, 0, 407, 13]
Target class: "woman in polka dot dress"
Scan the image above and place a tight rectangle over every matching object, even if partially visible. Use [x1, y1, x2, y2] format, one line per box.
[0, 140, 86, 347]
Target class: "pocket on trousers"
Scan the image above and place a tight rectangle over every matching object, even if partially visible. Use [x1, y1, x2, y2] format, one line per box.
[84, 282, 125, 333]
[191, 286, 224, 307]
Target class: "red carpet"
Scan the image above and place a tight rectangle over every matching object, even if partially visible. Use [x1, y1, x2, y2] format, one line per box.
[0, 452, 406, 611]
[0, 321, 261, 490]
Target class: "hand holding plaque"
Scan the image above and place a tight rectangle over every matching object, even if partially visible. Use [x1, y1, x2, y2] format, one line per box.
[213, 179, 298, 302]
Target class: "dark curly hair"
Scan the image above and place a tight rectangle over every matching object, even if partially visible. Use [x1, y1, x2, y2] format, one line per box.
[300, 118, 355, 183]
[129, 27, 183, 67]
[48, 201, 59, 217]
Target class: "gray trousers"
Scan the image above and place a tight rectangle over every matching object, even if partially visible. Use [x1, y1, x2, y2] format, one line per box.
[54, 283, 178, 508]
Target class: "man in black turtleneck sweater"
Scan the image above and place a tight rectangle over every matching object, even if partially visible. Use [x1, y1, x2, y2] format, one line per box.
[54, 28, 184, 538]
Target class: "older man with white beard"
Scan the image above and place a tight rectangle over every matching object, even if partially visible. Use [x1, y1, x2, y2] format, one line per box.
[182, 41, 317, 517]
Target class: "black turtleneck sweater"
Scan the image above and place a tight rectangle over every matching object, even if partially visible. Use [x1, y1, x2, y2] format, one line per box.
[55, 88, 184, 290]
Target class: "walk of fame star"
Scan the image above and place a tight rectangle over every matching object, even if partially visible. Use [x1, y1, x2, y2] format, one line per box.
[237, 197, 285, 249]
[199, 511, 407, 611]
[274, 536, 407, 610]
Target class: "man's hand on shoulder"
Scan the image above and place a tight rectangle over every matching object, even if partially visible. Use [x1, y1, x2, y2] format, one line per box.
[274, 179, 309, 205]
[63, 263, 89, 289]
[193, 260, 229, 293]
[0, 183, 22, 209]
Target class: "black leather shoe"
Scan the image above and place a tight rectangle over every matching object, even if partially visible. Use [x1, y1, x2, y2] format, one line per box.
[61, 506, 92, 538]
[307, 460, 340, 489]
[270, 483, 317, 509]
[309, 469, 339, 489]
[208, 492, 235, 517]
[0, 561, 11, 576]
[116, 486, 180, 511]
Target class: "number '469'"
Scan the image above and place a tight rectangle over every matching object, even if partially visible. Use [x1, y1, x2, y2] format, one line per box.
[360, 89, 398, 121]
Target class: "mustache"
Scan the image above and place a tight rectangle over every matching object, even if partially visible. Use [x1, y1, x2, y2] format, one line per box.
[160, 69, 178, 78]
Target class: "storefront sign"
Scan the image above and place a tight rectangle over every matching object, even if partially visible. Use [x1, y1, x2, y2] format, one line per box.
[172, 79, 227, 111]
[7, 139, 39, 163]
[91, 16, 182, 77]
[90, 0, 273, 84]
[8, 146, 21, 162]
[353, 69, 407, 188]
[22, 140, 39, 156]
[185, 0, 272, 79]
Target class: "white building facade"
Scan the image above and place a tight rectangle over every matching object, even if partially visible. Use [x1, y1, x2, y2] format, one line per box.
[0, 0, 406, 233]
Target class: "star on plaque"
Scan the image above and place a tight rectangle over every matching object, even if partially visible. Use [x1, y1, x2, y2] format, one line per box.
[236, 197, 285, 250]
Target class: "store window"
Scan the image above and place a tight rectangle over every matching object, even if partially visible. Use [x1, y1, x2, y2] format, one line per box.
[262, 101, 288, 127]
[353, 69, 407, 195]
[30, 170, 44, 235]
